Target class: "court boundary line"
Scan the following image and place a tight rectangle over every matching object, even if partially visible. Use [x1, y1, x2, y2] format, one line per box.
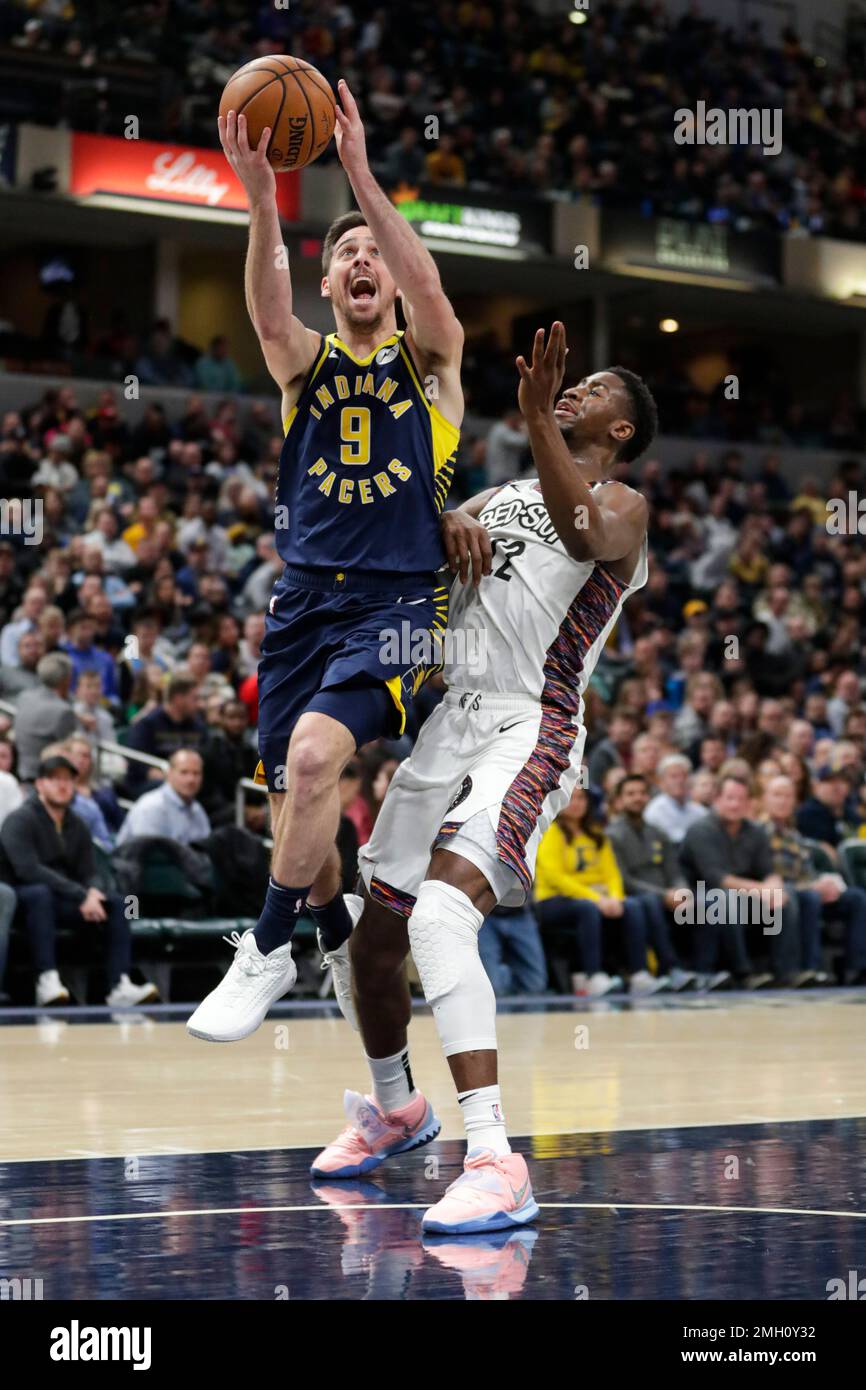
[2, 1198, 864, 1229]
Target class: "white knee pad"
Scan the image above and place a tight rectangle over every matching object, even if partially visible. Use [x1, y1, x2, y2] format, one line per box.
[408, 880, 497, 1057]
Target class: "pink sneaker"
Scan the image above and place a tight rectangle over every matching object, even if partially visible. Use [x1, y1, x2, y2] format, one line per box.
[310, 1089, 440, 1179]
[423, 1228, 538, 1298]
[421, 1148, 539, 1235]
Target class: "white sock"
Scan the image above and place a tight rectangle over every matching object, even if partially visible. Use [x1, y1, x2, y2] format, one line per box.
[458, 1084, 511, 1156]
[366, 1048, 417, 1115]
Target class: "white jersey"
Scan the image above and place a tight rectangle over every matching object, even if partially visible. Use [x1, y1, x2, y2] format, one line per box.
[444, 478, 647, 718]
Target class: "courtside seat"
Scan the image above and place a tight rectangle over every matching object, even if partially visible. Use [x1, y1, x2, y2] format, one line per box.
[130, 913, 318, 1001]
[837, 838, 866, 890]
[803, 838, 837, 877]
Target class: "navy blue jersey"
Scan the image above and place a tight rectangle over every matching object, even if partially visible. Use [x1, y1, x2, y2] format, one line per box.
[275, 330, 458, 573]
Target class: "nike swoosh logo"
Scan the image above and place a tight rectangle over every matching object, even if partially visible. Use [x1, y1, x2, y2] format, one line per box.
[499, 718, 530, 733]
[510, 1178, 529, 1205]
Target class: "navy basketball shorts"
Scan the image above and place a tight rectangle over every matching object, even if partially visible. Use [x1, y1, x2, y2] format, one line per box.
[256, 566, 449, 792]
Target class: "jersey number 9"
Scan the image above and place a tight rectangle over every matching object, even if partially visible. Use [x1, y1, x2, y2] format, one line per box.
[340, 407, 371, 466]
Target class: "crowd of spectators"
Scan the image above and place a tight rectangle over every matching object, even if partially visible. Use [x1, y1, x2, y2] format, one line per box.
[6, 0, 866, 240]
[0, 375, 865, 1004]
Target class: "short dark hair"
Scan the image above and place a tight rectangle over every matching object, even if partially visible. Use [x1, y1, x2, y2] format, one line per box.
[619, 773, 648, 792]
[322, 211, 368, 274]
[608, 366, 658, 463]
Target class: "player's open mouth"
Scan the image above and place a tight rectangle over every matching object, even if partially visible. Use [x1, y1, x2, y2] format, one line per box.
[555, 399, 580, 417]
[350, 276, 376, 301]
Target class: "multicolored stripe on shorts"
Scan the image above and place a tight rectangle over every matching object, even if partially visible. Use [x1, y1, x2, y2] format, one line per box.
[496, 563, 627, 889]
[369, 875, 417, 918]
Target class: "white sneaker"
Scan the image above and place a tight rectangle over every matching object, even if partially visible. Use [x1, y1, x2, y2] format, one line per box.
[318, 893, 363, 1031]
[106, 974, 160, 1007]
[668, 967, 698, 992]
[587, 971, 623, 997]
[36, 970, 70, 1006]
[630, 970, 670, 996]
[187, 929, 297, 1042]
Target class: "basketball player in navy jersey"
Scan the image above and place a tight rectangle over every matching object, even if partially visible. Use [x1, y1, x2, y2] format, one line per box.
[188, 81, 487, 1043]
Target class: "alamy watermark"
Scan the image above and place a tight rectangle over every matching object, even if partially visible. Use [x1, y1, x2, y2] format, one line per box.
[674, 102, 782, 157]
[673, 881, 782, 935]
[0, 499, 42, 545]
[379, 621, 487, 675]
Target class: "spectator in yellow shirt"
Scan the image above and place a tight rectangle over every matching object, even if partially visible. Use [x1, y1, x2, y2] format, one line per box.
[534, 787, 668, 997]
[424, 135, 466, 185]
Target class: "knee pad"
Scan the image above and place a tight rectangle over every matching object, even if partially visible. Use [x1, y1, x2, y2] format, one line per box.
[408, 880, 496, 1056]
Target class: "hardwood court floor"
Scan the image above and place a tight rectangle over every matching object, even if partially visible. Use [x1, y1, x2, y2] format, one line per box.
[2, 992, 865, 1300]
[2, 991, 866, 1163]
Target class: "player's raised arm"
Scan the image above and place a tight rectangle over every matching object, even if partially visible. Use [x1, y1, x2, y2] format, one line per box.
[333, 81, 464, 402]
[516, 324, 648, 564]
[219, 111, 320, 396]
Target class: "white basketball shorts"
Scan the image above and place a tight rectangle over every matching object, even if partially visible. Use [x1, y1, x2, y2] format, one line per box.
[358, 687, 586, 914]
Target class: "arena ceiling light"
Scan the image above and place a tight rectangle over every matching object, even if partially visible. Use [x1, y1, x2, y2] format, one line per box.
[568, 8, 588, 23]
[659, 317, 680, 333]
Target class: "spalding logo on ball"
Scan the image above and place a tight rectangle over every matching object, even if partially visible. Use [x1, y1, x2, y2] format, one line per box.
[219, 55, 336, 172]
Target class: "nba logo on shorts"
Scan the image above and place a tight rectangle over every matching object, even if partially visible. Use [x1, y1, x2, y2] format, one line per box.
[492, 1103, 502, 1122]
[269, 595, 277, 615]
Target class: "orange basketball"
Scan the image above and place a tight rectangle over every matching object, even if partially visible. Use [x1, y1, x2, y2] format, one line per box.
[219, 56, 336, 172]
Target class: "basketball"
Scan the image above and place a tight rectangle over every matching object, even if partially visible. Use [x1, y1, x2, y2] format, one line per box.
[219, 56, 336, 172]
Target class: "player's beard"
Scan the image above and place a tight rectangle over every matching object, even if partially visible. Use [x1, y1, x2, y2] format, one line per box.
[343, 300, 386, 332]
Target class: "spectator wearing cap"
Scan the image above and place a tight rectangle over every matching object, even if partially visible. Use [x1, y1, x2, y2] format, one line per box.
[796, 766, 857, 851]
[0, 583, 48, 667]
[13, 651, 77, 783]
[644, 753, 709, 844]
[62, 608, 119, 704]
[0, 628, 44, 702]
[122, 671, 208, 797]
[760, 775, 866, 986]
[0, 752, 157, 1007]
[679, 775, 779, 989]
[116, 748, 210, 846]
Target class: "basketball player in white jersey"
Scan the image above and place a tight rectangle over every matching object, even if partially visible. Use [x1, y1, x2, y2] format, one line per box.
[312, 323, 657, 1235]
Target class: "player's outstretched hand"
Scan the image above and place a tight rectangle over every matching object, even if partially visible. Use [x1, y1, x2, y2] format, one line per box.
[440, 509, 494, 586]
[218, 110, 276, 205]
[334, 79, 369, 178]
[516, 322, 568, 420]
